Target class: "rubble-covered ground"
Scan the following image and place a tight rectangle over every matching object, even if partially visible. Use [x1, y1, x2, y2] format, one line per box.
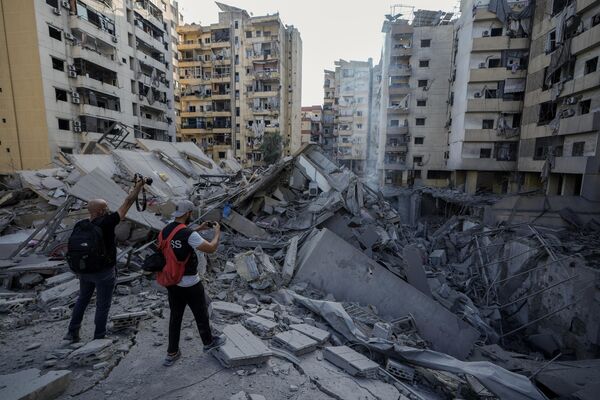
[1, 140, 600, 400]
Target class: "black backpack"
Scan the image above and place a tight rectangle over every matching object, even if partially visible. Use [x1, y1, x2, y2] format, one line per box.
[66, 219, 108, 273]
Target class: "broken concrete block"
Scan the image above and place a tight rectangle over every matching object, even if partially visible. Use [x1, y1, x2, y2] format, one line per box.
[214, 324, 272, 367]
[371, 322, 392, 340]
[223, 210, 269, 239]
[429, 249, 447, 267]
[257, 309, 275, 320]
[0, 368, 71, 400]
[45, 272, 75, 287]
[67, 339, 112, 366]
[39, 279, 79, 306]
[235, 252, 261, 282]
[290, 323, 330, 344]
[273, 330, 318, 355]
[282, 235, 299, 285]
[385, 359, 415, 382]
[110, 311, 147, 331]
[210, 301, 245, 323]
[26, 342, 42, 351]
[323, 346, 379, 378]
[245, 316, 278, 336]
[402, 245, 432, 297]
[18, 273, 44, 288]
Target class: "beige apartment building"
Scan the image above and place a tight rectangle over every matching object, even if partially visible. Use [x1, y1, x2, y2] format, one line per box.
[449, 0, 531, 194]
[322, 69, 336, 158]
[301, 105, 322, 146]
[376, 10, 455, 188]
[176, 3, 302, 166]
[518, 0, 600, 201]
[0, 0, 180, 173]
[326, 59, 373, 176]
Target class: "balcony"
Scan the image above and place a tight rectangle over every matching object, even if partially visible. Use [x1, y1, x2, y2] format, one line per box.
[139, 117, 169, 131]
[254, 70, 280, 80]
[178, 42, 202, 50]
[135, 50, 165, 71]
[384, 162, 406, 171]
[211, 92, 231, 100]
[335, 115, 353, 123]
[556, 70, 600, 98]
[391, 47, 412, 57]
[466, 99, 522, 113]
[471, 36, 529, 52]
[473, 8, 498, 21]
[80, 104, 121, 121]
[388, 83, 410, 95]
[76, 75, 118, 92]
[571, 23, 600, 55]
[71, 46, 116, 68]
[464, 129, 520, 142]
[212, 74, 231, 83]
[388, 65, 411, 76]
[69, 16, 114, 44]
[249, 90, 279, 98]
[558, 111, 600, 136]
[387, 106, 409, 114]
[133, 6, 164, 33]
[552, 156, 590, 174]
[469, 67, 527, 82]
[457, 157, 517, 171]
[386, 126, 409, 135]
[385, 144, 408, 152]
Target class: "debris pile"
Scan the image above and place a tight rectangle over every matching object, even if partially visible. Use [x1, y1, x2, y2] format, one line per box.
[1, 140, 599, 399]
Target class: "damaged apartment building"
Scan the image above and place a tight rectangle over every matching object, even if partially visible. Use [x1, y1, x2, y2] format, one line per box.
[322, 59, 374, 177]
[176, 2, 302, 167]
[0, 0, 181, 173]
[300, 105, 323, 146]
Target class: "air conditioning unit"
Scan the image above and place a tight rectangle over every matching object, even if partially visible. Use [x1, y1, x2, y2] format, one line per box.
[474, 91, 482, 98]
[71, 97, 80, 104]
[482, 30, 490, 37]
[564, 96, 578, 105]
[71, 91, 79, 98]
[478, 62, 486, 69]
[308, 182, 318, 197]
[562, 108, 576, 118]
[68, 70, 77, 78]
[73, 126, 82, 133]
[53, 7, 61, 15]
[73, 120, 81, 128]
[64, 32, 74, 41]
[61, 1, 70, 9]
[112, 36, 118, 43]
[68, 64, 76, 71]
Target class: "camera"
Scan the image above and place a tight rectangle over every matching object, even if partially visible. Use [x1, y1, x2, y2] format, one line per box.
[134, 173, 153, 186]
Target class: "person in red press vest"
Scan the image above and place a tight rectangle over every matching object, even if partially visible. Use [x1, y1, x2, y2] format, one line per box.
[158, 200, 225, 366]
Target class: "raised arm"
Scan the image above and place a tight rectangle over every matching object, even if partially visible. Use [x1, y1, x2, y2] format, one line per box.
[117, 179, 145, 220]
[196, 223, 221, 254]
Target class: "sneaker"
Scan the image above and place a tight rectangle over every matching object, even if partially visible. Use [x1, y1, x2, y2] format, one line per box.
[203, 335, 226, 352]
[63, 331, 80, 343]
[163, 350, 181, 367]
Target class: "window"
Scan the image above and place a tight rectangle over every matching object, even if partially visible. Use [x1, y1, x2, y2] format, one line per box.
[418, 80, 428, 88]
[417, 99, 427, 107]
[585, 57, 598, 74]
[58, 118, 70, 130]
[256, 30, 261, 37]
[356, 111, 363, 116]
[51, 57, 64, 71]
[538, 101, 557, 125]
[488, 59, 501, 68]
[356, 124, 363, 129]
[579, 99, 591, 115]
[55, 88, 67, 101]
[416, 118, 425, 126]
[490, 27, 503, 37]
[218, 151, 226, 158]
[48, 25, 62, 41]
[427, 170, 451, 179]
[414, 137, 424, 145]
[480, 148, 492, 158]
[204, 37, 210, 43]
[413, 170, 422, 179]
[234, 21, 239, 29]
[46, 0, 58, 7]
[572, 141, 585, 156]
[59, 147, 73, 154]
[482, 119, 494, 129]
[593, 14, 600, 27]
[419, 60, 429, 68]
[421, 39, 431, 47]
[390, 119, 399, 127]
[413, 156, 423, 164]
[547, 30, 557, 53]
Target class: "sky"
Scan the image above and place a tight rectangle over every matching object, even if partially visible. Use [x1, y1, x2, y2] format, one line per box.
[176, 0, 457, 106]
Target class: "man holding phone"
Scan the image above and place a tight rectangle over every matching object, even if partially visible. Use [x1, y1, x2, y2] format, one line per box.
[160, 200, 225, 366]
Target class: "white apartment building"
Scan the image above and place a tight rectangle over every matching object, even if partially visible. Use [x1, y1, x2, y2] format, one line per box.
[0, 0, 180, 172]
[376, 10, 455, 187]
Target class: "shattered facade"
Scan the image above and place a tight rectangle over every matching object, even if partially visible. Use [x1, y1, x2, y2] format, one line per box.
[176, 2, 302, 167]
[0, 0, 181, 173]
[300, 105, 322, 146]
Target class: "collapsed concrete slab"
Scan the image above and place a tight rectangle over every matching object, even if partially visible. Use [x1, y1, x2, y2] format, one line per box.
[214, 324, 272, 367]
[323, 346, 379, 378]
[39, 279, 79, 306]
[0, 368, 71, 400]
[290, 323, 330, 344]
[273, 330, 318, 355]
[293, 228, 479, 359]
[67, 339, 113, 366]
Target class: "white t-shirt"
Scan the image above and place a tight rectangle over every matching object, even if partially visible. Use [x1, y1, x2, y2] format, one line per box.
[177, 231, 205, 287]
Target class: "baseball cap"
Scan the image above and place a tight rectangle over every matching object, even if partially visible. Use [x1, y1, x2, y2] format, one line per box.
[172, 200, 195, 217]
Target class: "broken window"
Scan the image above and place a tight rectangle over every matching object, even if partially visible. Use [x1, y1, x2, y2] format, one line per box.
[59, 147, 73, 154]
[390, 119, 399, 127]
[479, 148, 491, 158]
[421, 39, 431, 47]
[494, 142, 517, 161]
[46, 0, 58, 7]
[48, 25, 62, 41]
[488, 59, 501, 68]
[55, 88, 67, 102]
[419, 60, 429, 68]
[552, 0, 574, 15]
[57, 118, 70, 130]
[415, 118, 425, 126]
[482, 119, 494, 129]
[585, 57, 598, 75]
[51, 57, 64, 71]
[427, 170, 451, 179]
[546, 30, 557, 53]
[579, 99, 591, 115]
[538, 101, 558, 125]
[572, 141, 585, 156]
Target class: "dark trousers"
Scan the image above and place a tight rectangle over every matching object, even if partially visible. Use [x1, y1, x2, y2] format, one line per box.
[68, 268, 116, 339]
[167, 281, 213, 353]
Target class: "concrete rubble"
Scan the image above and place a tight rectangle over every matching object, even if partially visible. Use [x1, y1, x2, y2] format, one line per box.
[1, 140, 599, 398]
